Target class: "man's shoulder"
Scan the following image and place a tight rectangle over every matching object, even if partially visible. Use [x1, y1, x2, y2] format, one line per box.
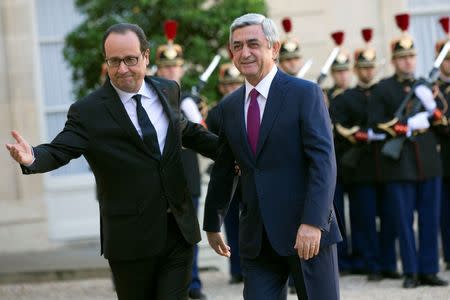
[219, 86, 245, 108]
[147, 76, 179, 88]
[278, 72, 319, 93]
[72, 85, 108, 109]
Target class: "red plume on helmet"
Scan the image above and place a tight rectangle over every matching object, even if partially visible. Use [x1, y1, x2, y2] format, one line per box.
[282, 17, 292, 33]
[331, 31, 344, 46]
[395, 13, 410, 32]
[164, 20, 177, 42]
[439, 17, 449, 35]
[361, 28, 373, 43]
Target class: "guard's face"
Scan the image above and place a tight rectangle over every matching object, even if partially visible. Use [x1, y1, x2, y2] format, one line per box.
[331, 69, 351, 89]
[156, 65, 184, 83]
[392, 54, 416, 77]
[279, 57, 303, 76]
[230, 24, 280, 86]
[355, 67, 376, 84]
[104, 31, 149, 93]
[440, 58, 450, 77]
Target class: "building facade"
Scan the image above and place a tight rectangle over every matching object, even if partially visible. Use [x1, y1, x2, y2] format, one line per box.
[1, 0, 449, 253]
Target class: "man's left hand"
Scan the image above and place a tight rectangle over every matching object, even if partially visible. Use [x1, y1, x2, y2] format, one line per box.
[294, 224, 321, 260]
[206, 232, 231, 258]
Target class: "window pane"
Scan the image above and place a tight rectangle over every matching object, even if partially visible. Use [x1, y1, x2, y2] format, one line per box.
[410, 14, 449, 78]
[36, 0, 88, 177]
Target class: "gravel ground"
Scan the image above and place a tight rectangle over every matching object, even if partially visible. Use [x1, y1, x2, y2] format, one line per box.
[1, 270, 450, 300]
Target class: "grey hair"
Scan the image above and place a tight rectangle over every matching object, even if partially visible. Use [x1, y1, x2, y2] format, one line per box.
[229, 13, 279, 48]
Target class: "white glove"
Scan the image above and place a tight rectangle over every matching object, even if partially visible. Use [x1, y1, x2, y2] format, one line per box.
[406, 111, 430, 137]
[414, 84, 436, 114]
[367, 128, 386, 141]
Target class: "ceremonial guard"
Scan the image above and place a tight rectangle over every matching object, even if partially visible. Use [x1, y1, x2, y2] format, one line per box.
[330, 28, 399, 281]
[434, 16, 450, 272]
[155, 20, 207, 300]
[325, 30, 353, 274]
[325, 31, 352, 106]
[368, 13, 447, 288]
[205, 63, 244, 284]
[278, 17, 304, 77]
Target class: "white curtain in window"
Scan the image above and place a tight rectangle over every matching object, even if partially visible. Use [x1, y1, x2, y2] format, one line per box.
[410, 14, 449, 78]
[36, 0, 89, 176]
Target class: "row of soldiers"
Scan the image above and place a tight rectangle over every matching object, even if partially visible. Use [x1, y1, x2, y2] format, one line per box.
[274, 13, 450, 290]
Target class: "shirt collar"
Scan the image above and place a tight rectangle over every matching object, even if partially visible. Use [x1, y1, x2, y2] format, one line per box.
[111, 79, 153, 104]
[244, 65, 278, 102]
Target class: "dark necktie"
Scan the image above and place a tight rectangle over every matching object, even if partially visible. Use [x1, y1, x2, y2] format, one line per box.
[133, 94, 161, 158]
[247, 88, 260, 155]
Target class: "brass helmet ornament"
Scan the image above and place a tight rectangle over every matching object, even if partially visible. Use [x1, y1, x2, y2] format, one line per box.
[354, 28, 377, 68]
[435, 16, 450, 59]
[279, 17, 301, 62]
[391, 13, 416, 58]
[330, 31, 351, 71]
[155, 20, 184, 67]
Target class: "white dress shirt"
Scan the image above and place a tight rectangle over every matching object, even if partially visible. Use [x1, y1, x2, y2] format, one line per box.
[111, 81, 169, 154]
[244, 65, 278, 127]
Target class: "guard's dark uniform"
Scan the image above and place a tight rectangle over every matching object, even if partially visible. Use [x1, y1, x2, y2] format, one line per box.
[369, 73, 443, 282]
[330, 29, 399, 279]
[368, 15, 446, 288]
[435, 51, 450, 269]
[326, 44, 353, 273]
[332, 83, 398, 277]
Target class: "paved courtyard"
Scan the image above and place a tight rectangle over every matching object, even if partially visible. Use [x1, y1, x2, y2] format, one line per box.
[1, 269, 450, 300]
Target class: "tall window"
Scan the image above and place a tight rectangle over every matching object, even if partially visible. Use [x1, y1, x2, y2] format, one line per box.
[36, 0, 90, 177]
[408, 0, 450, 77]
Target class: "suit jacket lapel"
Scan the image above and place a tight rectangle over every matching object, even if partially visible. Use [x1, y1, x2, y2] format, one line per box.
[255, 71, 287, 158]
[102, 81, 154, 157]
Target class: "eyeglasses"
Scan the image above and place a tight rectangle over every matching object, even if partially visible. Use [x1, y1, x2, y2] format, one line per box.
[105, 53, 143, 67]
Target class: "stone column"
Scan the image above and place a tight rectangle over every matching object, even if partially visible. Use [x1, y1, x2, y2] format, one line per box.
[0, 0, 50, 254]
[1, 0, 44, 202]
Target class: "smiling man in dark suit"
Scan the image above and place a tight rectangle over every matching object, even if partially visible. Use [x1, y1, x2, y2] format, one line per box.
[203, 13, 341, 300]
[5, 23, 217, 300]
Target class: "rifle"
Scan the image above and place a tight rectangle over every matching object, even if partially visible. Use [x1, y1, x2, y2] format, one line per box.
[380, 85, 422, 160]
[191, 54, 221, 98]
[296, 59, 313, 78]
[316, 47, 340, 85]
[189, 54, 221, 117]
[380, 40, 449, 160]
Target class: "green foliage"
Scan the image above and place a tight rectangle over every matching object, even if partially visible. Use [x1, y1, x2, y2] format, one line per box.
[63, 0, 267, 103]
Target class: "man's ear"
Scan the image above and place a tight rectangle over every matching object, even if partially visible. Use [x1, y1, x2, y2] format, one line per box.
[271, 41, 281, 60]
[228, 43, 234, 59]
[144, 48, 151, 66]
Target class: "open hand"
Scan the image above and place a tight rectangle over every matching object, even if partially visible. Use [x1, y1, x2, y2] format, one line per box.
[5, 130, 34, 165]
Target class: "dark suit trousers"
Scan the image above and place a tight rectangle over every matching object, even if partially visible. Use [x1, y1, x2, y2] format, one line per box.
[242, 229, 340, 300]
[108, 213, 194, 300]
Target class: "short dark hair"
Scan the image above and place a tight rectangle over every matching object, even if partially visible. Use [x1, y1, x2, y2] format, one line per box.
[102, 23, 149, 56]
